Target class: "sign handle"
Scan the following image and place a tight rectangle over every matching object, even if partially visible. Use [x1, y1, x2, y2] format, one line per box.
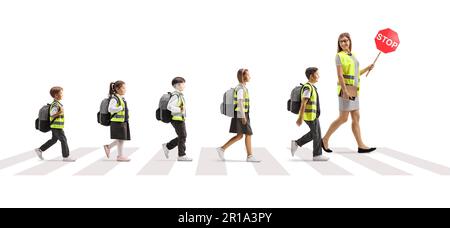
[366, 51, 381, 77]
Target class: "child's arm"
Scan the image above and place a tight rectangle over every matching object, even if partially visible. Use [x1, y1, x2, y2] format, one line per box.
[296, 98, 308, 126]
[50, 104, 64, 118]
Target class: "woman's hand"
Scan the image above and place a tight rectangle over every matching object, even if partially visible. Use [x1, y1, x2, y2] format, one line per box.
[341, 88, 352, 100]
[241, 118, 248, 126]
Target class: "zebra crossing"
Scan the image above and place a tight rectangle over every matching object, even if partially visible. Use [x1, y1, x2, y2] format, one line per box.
[1, 146, 450, 176]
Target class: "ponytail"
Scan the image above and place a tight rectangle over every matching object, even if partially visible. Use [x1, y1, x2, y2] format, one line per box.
[109, 82, 116, 96]
[109, 80, 126, 97]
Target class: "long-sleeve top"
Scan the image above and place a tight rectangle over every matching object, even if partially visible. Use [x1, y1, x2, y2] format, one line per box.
[167, 90, 186, 117]
[108, 95, 124, 113]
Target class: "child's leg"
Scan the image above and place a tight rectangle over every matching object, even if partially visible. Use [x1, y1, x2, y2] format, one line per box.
[245, 134, 252, 156]
[221, 134, 243, 150]
[108, 140, 119, 149]
[117, 140, 124, 157]
[55, 130, 70, 158]
[310, 119, 323, 157]
[172, 121, 187, 157]
[167, 122, 180, 151]
[296, 122, 314, 147]
[39, 130, 59, 152]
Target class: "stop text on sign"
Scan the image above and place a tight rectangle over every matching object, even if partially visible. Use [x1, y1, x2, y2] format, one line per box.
[376, 33, 399, 48]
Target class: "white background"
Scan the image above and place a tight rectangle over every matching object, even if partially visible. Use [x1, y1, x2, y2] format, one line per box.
[1, 0, 450, 207]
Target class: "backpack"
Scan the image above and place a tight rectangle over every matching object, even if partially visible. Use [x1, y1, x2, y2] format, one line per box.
[35, 103, 57, 133]
[97, 95, 119, 126]
[287, 83, 305, 114]
[220, 88, 236, 117]
[156, 92, 178, 123]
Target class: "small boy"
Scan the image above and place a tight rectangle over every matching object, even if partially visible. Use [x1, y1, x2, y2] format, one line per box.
[291, 67, 329, 162]
[162, 77, 193, 162]
[35, 86, 75, 162]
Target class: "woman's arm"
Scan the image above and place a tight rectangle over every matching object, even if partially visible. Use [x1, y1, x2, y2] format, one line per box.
[360, 64, 375, 75]
[337, 65, 350, 99]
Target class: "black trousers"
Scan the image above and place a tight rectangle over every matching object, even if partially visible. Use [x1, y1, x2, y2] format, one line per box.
[296, 119, 323, 157]
[39, 129, 70, 158]
[167, 120, 187, 157]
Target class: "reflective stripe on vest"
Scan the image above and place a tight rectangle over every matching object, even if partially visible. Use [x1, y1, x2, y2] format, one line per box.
[50, 101, 64, 129]
[111, 96, 126, 123]
[301, 83, 317, 121]
[337, 51, 360, 96]
[172, 93, 185, 121]
[234, 85, 250, 113]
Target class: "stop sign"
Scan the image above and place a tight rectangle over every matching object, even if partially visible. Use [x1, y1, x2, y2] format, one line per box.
[375, 28, 400, 54]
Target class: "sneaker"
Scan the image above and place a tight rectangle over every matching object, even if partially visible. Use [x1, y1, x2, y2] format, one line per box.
[313, 155, 329, 162]
[62, 157, 76, 162]
[246, 155, 261, 163]
[162, 143, 170, 159]
[177, 156, 193, 162]
[103, 145, 110, 158]
[291, 140, 298, 157]
[216, 147, 225, 161]
[34, 148, 44, 160]
[117, 156, 131, 162]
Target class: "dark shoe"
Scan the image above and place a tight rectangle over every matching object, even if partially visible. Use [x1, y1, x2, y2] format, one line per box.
[358, 147, 377, 153]
[321, 140, 333, 153]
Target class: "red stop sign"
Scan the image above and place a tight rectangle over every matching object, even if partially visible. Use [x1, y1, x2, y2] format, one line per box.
[375, 28, 400, 54]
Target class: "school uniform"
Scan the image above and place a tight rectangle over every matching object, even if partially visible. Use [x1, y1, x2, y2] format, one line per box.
[296, 83, 323, 157]
[109, 95, 131, 141]
[229, 84, 253, 135]
[166, 90, 187, 157]
[39, 100, 70, 158]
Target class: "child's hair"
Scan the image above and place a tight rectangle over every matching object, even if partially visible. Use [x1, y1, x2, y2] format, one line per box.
[305, 67, 318, 80]
[109, 80, 126, 96]
[50, 86, 63, 98]
[171, 77, 186, 87]
[237, 68, 249, 83]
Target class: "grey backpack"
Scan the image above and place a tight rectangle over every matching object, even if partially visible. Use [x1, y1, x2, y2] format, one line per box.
[220, 88, 236, 117]
[97, 96, 119, 126]
[35, 103, 56, 132]
[287, 83, 304, 114]
[156, 92, 177, 123]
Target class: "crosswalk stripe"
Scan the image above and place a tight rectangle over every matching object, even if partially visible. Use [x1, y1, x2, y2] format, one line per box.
[137, 149, 176, 175]
[16, 147, 98, 176]
[252, 148, 289, 175]
[74, 147, 139, 176]
[334, 148, 410, 176]
[196, 148, 227, 175]
[377, 147, 450, 175]
[294, 148, 352, 175]
[0, 151, 35, 170]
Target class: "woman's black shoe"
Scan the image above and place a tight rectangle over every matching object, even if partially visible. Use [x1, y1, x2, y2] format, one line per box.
[321, 140, 333, 153]
[358, 147, 377, 153]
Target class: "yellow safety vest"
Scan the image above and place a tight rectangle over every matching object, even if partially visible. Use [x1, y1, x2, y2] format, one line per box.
[50, 101, 64, 129]
[234, 85, 250, 113]
[111, 95, 126, 123]
[301, 83, 318, 121]
[337, 51, 360, 96]
[171, 92, 185, 121]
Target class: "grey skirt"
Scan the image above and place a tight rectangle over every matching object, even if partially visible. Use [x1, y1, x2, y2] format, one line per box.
[339, 97, 360, 112]
[229, 113, 253, 135]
